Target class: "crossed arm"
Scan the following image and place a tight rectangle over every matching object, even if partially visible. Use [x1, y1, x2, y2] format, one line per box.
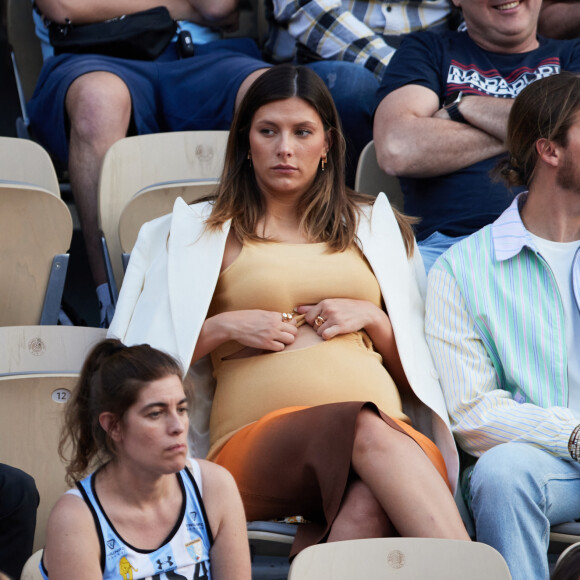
[373, 83, 511, 178]
[34, 0, 238, 27]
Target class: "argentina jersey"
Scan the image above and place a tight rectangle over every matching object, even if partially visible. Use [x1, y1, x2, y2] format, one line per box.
[40, 459, 213, 580]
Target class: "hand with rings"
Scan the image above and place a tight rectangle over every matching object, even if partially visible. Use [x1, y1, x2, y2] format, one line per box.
[295, 299, 387, 340]
[314, 315, 326, 328]
[210, 309, 297, 352]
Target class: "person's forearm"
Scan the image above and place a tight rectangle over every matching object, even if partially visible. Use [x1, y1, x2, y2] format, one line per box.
[36, 0, 199, 24]
[365, 311, 411, 392]
[452, 396, 578, 459]
[191, 314, 230, 363]
[450, 94, 513, 142]
[374, 88, 506, 178]
[375, 113, 504, 178]
[192, 309, 297, 363]
[538, 1, 580, 39]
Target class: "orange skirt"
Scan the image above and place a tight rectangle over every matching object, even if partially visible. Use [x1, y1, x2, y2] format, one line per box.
[213, 401, 450, 556]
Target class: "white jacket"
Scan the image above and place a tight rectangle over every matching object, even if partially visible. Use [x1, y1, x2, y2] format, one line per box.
[108, 193, 459, 488]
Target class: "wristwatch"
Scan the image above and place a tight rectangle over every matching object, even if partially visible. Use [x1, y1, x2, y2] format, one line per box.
[444, 91, 468, 124]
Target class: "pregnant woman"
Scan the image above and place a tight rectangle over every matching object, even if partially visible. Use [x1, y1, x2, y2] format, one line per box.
[108, 64, 470, 554]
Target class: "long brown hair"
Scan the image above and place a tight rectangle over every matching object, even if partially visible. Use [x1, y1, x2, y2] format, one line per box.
[498, 72, 580, 188]
[60, 339, 184, 485]
[205, 64, 415, 255]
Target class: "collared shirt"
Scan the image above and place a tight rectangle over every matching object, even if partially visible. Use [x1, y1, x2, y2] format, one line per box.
[425, 193, 580, 459]
[264, 0, 453, 81]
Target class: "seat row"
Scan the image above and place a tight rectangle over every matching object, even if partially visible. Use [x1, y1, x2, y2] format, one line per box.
[1, 325, 508, 580]
[4, 136, 580, 580]
[0, 133, 395, 327]
[0, 132, 227, 325]
[21, 538, 513, 579]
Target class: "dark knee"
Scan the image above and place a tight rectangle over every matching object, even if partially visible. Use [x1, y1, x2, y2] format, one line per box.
[338, 480, 391, 537]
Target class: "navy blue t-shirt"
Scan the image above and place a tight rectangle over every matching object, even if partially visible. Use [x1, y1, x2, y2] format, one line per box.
[377, 31, 580, 241]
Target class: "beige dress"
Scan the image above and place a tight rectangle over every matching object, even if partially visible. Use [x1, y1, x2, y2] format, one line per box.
[207, 239, 448, 554]
[207, 239, 409, 458]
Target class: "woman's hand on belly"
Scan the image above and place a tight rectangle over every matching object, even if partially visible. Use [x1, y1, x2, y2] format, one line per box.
[223, 318, 323, 359]
[212, 309, 298, 352]
[297, 299, 412, 392]
[296, 299, 387, 341]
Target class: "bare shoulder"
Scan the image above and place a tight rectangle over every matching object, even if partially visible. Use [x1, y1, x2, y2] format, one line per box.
[43, 493, 102, 580]
[195, 460, 246, 536]
[196, 459, 238, 494]
[46, 493, 94, 533]
[194, 459, 251, 579]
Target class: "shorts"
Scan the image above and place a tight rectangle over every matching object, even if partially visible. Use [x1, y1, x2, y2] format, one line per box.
[27, 37, 268, 166]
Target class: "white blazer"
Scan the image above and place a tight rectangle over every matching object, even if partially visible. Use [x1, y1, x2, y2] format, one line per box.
[108, 193, 459, 489]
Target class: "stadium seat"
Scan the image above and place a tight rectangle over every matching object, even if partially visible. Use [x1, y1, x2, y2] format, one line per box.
[0, 325, 106, 551]
[354, 140, 404, 210]
[20, 549, 43, 580]
[98, 131, 229, 299]
[5, 0, 43, 139]
[288, 537, 512, 579]
[0, 138, 71, 325]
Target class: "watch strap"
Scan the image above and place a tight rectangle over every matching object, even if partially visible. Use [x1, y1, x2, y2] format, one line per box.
[446, 101, 468, 124]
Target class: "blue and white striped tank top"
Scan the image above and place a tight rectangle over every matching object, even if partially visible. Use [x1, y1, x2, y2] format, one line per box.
[41, 459, 213, 579]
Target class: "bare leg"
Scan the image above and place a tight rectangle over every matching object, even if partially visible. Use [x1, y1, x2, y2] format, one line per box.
[65, 71, 132, 288]
[65, 67, 263, 289]
[351, 409, 470, 540]
[235, 68, 269, 109]
[327, 478, 395, 542]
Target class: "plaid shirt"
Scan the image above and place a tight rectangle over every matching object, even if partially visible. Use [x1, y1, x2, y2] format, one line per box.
[265, 0, 453, 81]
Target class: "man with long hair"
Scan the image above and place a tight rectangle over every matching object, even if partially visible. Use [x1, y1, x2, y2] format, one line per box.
[426, 72, 580, 580]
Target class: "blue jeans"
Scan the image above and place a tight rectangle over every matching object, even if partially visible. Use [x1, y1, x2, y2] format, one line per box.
[467, 443, 580, 580]
[418, 231, 469, 273]
[306, 61, 378, 187]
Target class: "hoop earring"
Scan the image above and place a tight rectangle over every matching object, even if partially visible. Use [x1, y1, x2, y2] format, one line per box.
[247, 151, 252, 167]
[321, 154, 327, 172]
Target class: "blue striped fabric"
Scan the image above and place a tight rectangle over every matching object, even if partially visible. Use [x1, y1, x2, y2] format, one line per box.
[265, 0, 452, 81]
[425, 193, 579, 458]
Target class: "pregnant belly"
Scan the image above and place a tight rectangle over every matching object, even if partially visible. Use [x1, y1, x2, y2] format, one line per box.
[223, 323, 325, 360]
[209, 331, 408, 448]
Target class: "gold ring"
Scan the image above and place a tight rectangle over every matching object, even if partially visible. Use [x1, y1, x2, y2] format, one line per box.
[282, 312, 294, 322]
[314, 315, 325, 327]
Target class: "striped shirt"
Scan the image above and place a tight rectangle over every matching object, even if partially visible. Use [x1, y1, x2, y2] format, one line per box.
[425, 193, 580, 459]
[265, 0, 453, 81]
[41, 460, 213, 580]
